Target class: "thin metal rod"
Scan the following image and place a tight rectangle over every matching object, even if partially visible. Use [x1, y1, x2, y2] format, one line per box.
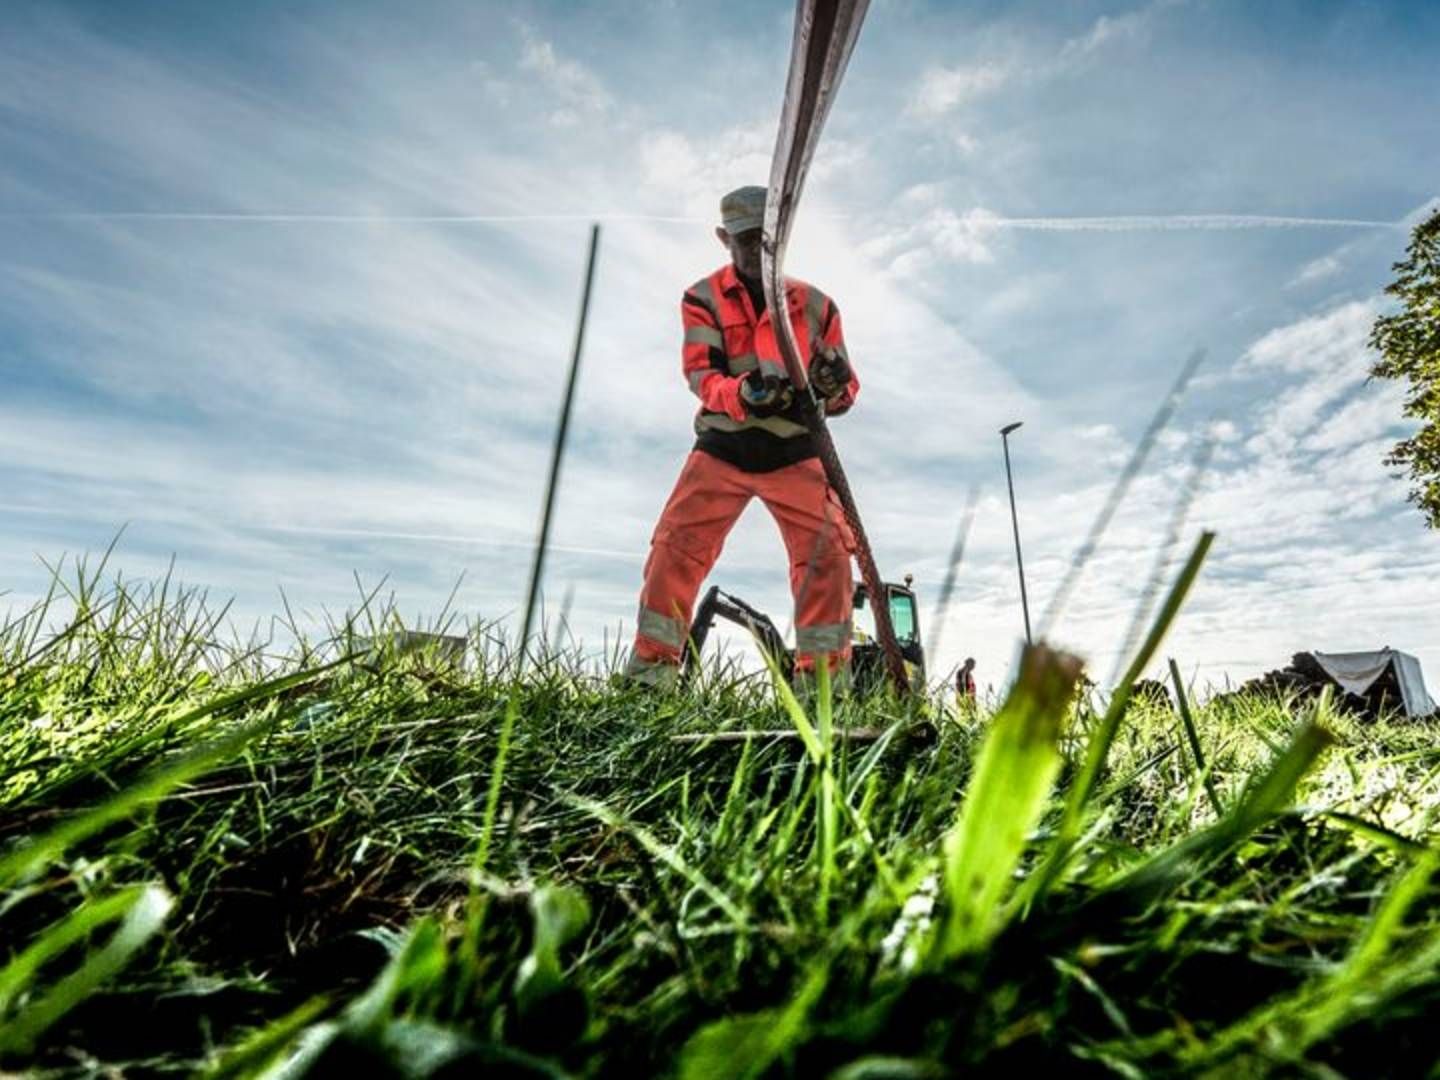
[519, 223, 600, 669]
[477, 223, 601, 877]
[1002, 433, 1032, 645]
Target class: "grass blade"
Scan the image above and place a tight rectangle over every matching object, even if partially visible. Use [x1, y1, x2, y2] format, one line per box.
[568, 794, 748, 929]
[1039, 348, 1206, 637]
[678, 962, 827, 1080]
[201, 997, 332, 1080]
[1065, 532, 1214, 834]
[815, 656, 837, 918]
[926, 483, 979, 664]
[1170, 656, 1223, 817]
[1097, 722, 1334, 910]
[0, 659, 346, 887]
[0, 885, 152, 1014]
[1013, 533, 1214, 914]
[1109, 435, 1214, 684]
[932, 644, 1082, 961]
[1177, 848, 1440, 1070]
[0, 884, 173, 1054]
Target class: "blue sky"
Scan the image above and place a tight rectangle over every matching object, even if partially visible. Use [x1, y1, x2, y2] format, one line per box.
[3, 0, 1438, 694]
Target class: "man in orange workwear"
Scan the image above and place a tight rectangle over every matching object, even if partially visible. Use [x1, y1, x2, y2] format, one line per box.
[623, 185, 860, 689]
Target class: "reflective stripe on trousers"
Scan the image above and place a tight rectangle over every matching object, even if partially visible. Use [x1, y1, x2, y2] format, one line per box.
[623, 650, 680, 689]
[792, 656, 854, 693]
[629, 450, 856, 676]
[795, 621, 851, 656]
[635, 605, 687, 651]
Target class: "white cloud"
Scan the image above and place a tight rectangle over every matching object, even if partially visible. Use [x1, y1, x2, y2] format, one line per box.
[1058, 0, 1189, 62]
[1239, 300, 1378, 375]
[869, 205, 1001, 276]
[929, 207, 1000, 263]
[898, 182, 942, 207]
[1300, 388, 1407, 454]
[516, 22, 611, 119]
[1208, 419, 1241, 443]
[907, 63, 1007, 117]
[1079, 423, 1119, 442]
[636, 124, 774, 218]
[1289, 254, 1342, 288]
[1157, 429, 1189, 452]
[1060, 11, 1146, 58]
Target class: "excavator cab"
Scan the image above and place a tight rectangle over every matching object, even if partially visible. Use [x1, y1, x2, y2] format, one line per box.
[850, 576, 926, 693]
[681, 576, 926, 695]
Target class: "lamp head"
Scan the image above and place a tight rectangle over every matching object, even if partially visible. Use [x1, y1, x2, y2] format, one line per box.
[1000, 421, 1024, 436]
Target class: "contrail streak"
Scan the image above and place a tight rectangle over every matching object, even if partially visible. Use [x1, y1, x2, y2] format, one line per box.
[0, 210, 1401, 230]
[0, 211, 703, 224]
[980, 214, 1397, 231]
[0, 507, 643, 562]
[265, 522, 642, 563]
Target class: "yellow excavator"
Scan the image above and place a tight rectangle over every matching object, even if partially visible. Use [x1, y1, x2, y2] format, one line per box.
[680, 577, 926, 694]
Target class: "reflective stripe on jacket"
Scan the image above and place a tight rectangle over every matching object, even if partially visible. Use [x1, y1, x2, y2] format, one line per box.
[682, 263, 858, 473]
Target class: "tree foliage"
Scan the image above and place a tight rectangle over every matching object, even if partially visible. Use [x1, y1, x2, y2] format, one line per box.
[1370, 206, 1440, 528]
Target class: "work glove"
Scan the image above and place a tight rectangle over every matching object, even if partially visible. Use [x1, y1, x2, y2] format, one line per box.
[808, 346, 852, 400]
[739, 371, 794, 418]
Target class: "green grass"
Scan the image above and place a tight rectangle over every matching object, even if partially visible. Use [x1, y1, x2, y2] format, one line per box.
[3, 553, 1440, 1078]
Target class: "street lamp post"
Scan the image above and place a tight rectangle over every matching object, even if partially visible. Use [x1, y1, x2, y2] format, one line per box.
[999, 421, 1032, 645]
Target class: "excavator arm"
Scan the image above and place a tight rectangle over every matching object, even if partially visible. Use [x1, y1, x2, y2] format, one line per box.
[681, 580, 927, 694]
[681, 586, 794, 687]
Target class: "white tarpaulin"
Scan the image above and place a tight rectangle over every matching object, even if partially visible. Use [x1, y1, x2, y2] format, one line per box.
[1314, 649, 1437, 718]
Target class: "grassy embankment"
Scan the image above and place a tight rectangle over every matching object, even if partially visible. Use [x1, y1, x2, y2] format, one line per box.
[3, 543, 1440, 1078]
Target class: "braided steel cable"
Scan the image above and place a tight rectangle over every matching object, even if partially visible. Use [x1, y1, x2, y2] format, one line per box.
[760, 0, 909, 696]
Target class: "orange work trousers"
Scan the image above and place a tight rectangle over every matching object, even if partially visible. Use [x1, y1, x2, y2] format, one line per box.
[625, 450, 856, 687]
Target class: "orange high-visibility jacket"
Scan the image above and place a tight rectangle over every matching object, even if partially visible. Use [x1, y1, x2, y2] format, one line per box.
[681, 263, 859, 473]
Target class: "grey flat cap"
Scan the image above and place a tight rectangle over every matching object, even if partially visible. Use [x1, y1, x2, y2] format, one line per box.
[720, 185, 767, 234]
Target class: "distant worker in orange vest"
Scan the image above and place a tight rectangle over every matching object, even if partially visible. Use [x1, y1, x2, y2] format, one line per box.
[956, 657, 977, 701]
[623, 185, 861, 689]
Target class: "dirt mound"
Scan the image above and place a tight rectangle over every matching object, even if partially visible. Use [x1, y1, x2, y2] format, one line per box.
[1233, 652, 1408, 720]
[1128, 678, 1175, 710]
